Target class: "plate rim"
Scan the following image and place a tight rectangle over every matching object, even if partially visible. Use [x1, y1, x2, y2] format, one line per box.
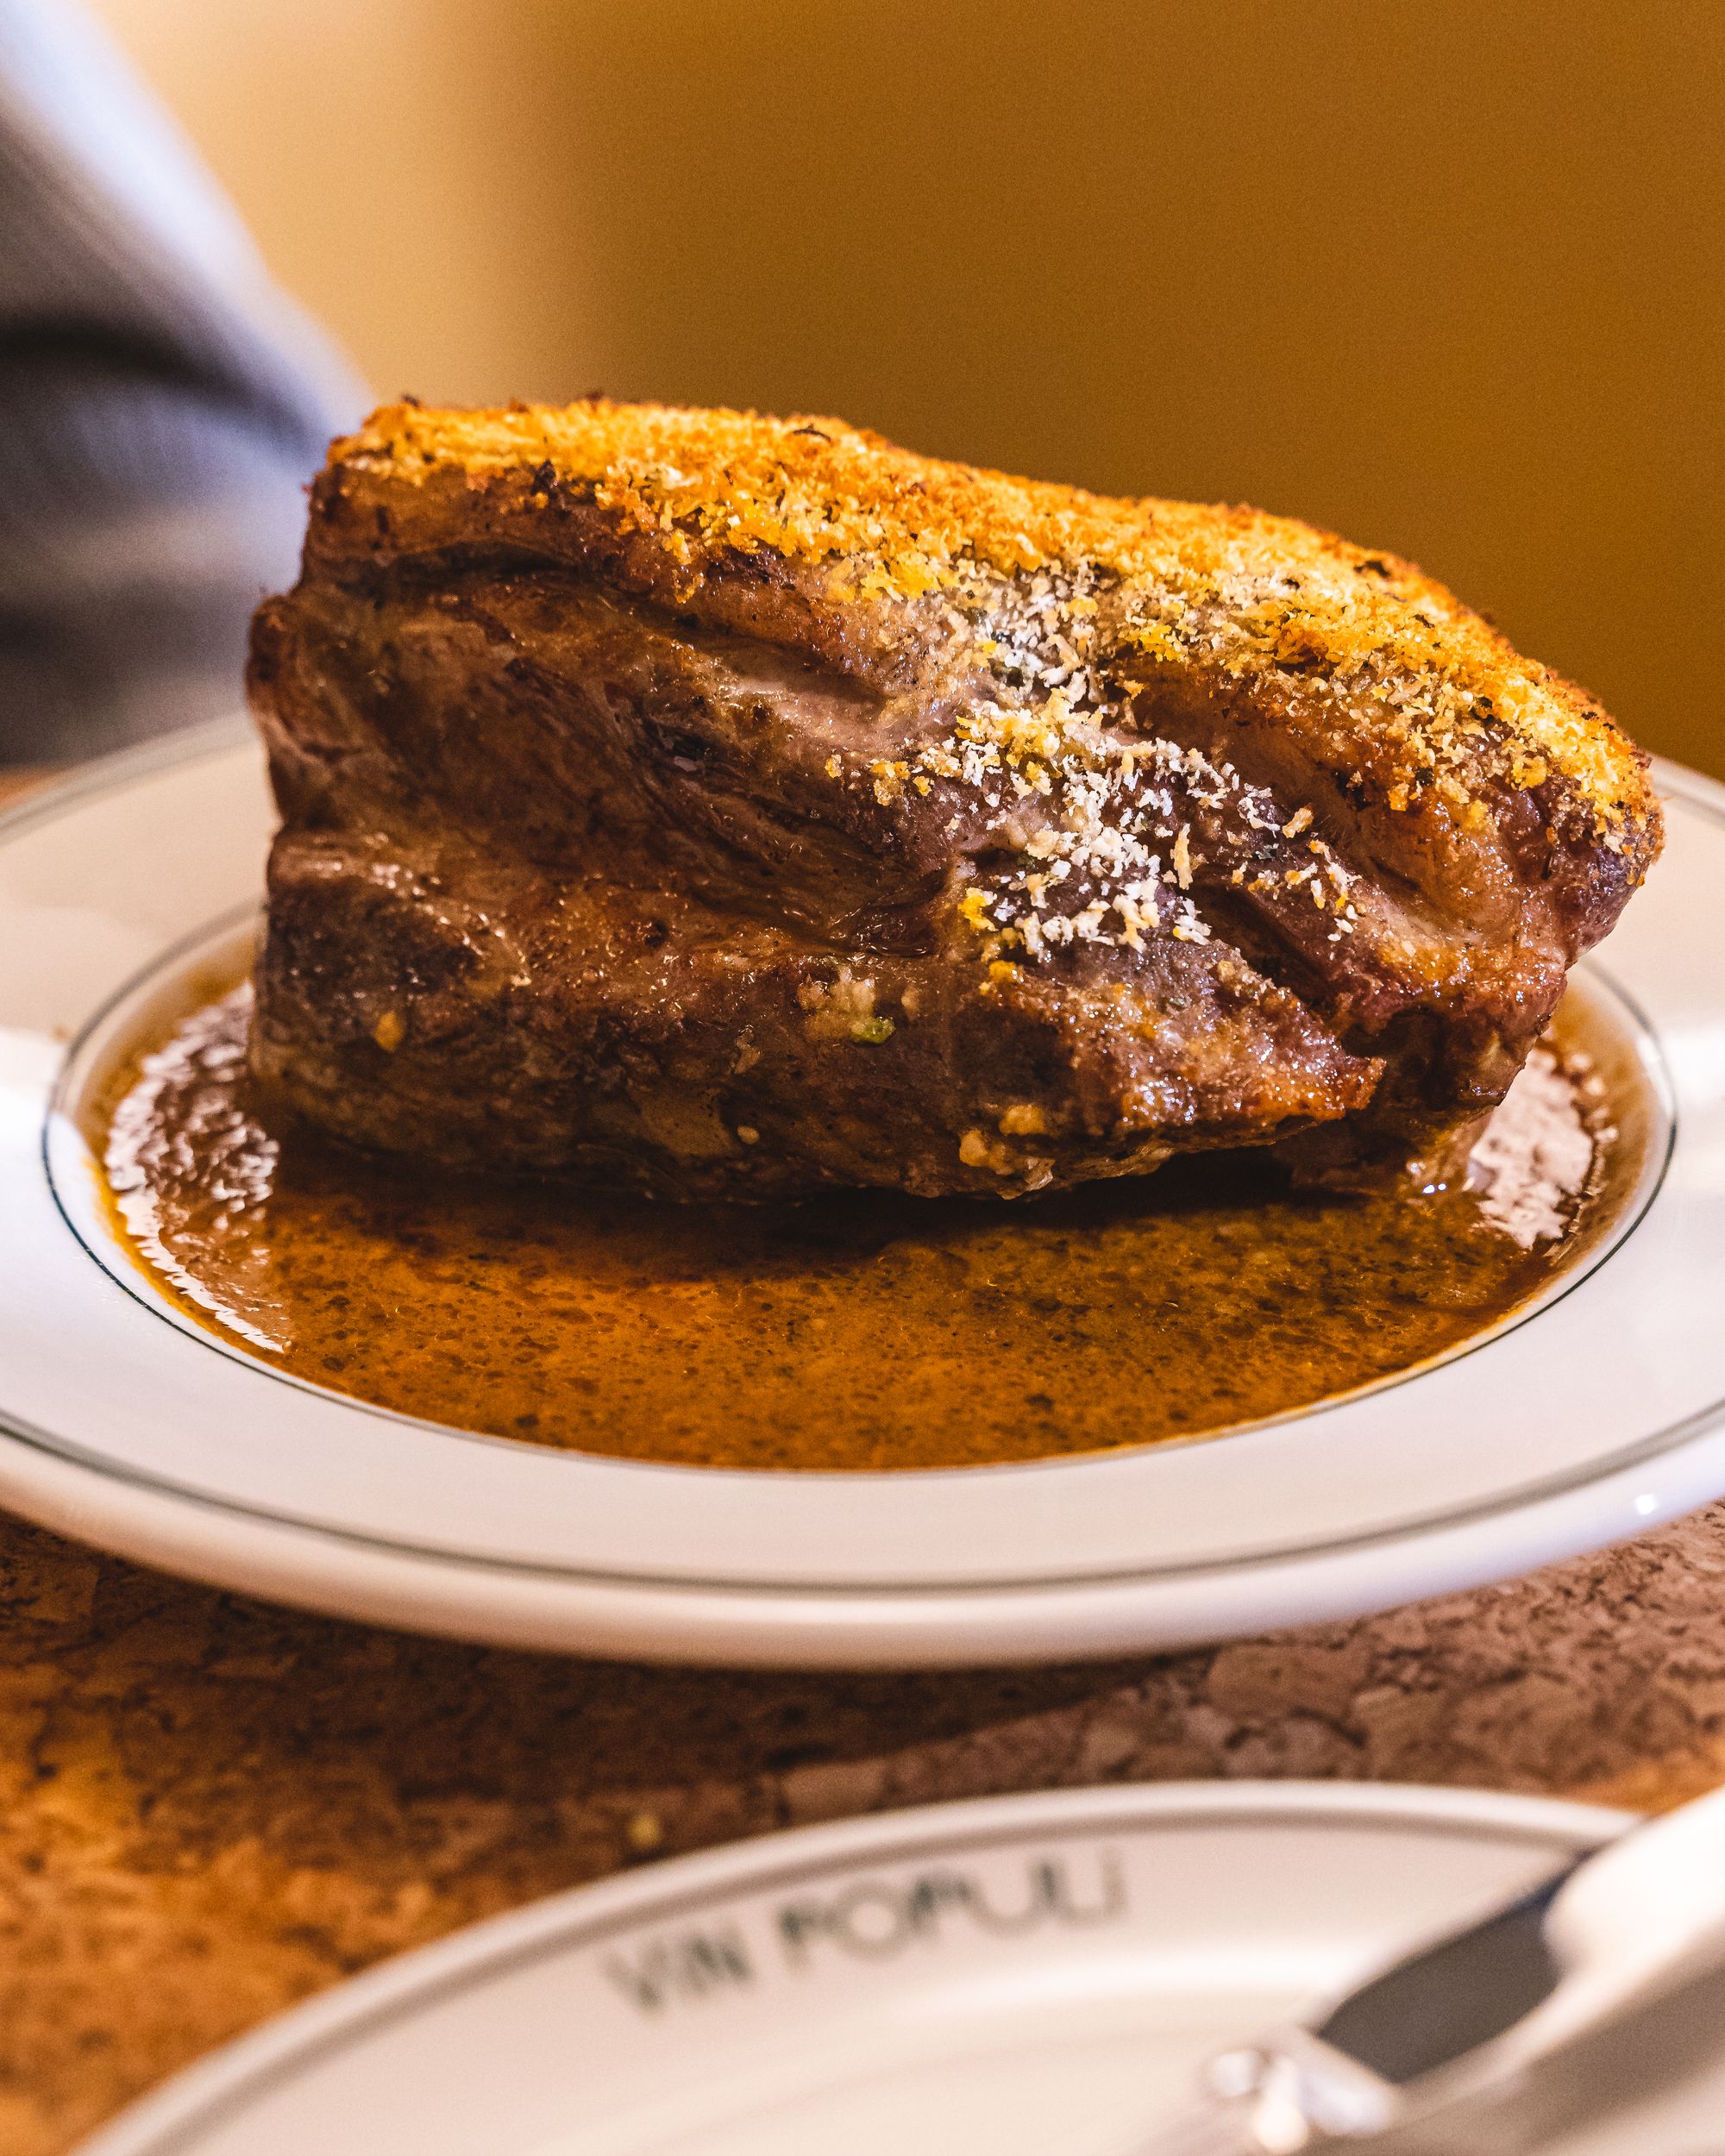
[70, 1777, 1638, 2156]
[0, 712, 253, 847]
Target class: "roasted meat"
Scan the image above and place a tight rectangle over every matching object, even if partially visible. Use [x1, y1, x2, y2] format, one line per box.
[246, 400, 1661, 1200]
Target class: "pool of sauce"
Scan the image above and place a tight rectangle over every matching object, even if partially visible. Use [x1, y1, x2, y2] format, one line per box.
[98, 986, 1611, 1472]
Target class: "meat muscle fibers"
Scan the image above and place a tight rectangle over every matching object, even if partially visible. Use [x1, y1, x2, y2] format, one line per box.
[246, 400, 1661, 1201]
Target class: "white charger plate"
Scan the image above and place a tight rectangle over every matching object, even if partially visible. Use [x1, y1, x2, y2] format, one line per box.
[2, 720, 1723, 1669]
[76, 1779, 1725, 2156]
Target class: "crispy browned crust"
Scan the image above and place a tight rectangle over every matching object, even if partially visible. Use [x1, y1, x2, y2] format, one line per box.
[315, 398, 1659, 861]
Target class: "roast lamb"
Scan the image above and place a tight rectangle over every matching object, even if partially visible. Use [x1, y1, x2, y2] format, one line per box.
[246, 400, 1661, 1200]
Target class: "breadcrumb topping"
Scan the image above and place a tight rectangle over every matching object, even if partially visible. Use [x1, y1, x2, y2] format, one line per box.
[329, 398, 1658, 969]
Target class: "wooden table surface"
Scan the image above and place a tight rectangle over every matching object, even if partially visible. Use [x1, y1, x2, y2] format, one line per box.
[5, 760, 1724, 2154]
[5, 1507, 1725, 2154]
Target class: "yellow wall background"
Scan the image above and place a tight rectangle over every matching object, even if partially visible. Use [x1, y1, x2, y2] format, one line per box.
[96, 0, 1723, 776]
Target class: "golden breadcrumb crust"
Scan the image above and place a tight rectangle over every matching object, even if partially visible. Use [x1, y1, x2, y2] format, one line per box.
[326, 397, 1655, 844]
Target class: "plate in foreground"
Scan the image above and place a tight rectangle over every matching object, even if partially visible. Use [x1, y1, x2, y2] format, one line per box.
[81, 1779, 1725, 2156]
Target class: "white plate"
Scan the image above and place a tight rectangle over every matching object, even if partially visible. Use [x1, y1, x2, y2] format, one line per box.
[75, 1779, 1725, 2156]
[2, 721, 1723, 1669]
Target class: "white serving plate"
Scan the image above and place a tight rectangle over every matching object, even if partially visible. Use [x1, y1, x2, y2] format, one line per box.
[74, 1779, 1725, 2156]
[1, 720, 1722, 1668]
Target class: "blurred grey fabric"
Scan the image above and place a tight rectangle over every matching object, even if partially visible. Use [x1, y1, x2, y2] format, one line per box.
[0, 0, 367, 764]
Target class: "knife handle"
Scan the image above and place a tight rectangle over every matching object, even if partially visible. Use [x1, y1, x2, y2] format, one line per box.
[1526, 1781, 1725, 2050]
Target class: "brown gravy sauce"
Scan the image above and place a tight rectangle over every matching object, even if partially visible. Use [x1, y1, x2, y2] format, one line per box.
[97, 985, 1617, 1472]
